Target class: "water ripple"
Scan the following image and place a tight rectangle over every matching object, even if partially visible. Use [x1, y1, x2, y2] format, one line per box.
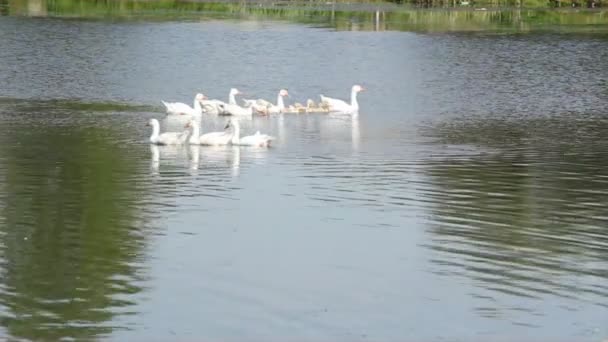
[420, 114, 608, 320]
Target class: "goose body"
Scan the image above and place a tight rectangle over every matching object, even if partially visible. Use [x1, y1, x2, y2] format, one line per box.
[203, 88, 241, 115]
[147, 118, 190, 145]
[201, 99, 227, 115]
[161, 93, 206, 117]
[243, 98, 272, 108]
[226, 118, 275, 147]
[266, 89, 289, 114]
[186, 120, 233, 146]
[239, 131, 275, 146]
[242, 98, 272, 114]
[320, 85, 365, 114]
[223, 103, 254, 117]
[215, 87, 253, 116]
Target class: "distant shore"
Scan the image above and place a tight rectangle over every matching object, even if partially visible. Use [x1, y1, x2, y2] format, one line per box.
[3, 0, 606, 16]
[164, 0, 604, 9]
[3, 0, 608, 33]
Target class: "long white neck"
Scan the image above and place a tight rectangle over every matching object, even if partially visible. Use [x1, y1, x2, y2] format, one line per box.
[277, 94, 285, 110]
[188, 122, 200, 144]
[193, 98, 202, 115]
[231, 121, 240, 144]
[229, 92, 237, 105]
[150, 121, 160, 140]
[350, 89, 359, 110]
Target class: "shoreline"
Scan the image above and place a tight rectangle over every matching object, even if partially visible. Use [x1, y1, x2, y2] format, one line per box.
[3, 0, 608, 33]
[3, 0, 607, 13]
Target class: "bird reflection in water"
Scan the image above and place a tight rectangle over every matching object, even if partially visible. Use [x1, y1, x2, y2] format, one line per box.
[188, 144, 200, 174]
[150, 144, 159, 175]
[351, 114, 360, 151]
[150, 143, 243, 179]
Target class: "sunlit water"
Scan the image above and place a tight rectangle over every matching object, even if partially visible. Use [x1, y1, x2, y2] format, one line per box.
[0, 12, 607, 342]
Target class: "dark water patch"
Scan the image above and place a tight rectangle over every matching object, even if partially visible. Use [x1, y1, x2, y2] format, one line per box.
[0, 97, 156, 112]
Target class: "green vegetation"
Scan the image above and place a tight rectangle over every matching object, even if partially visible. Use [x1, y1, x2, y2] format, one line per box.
[2, 0, 608, 33]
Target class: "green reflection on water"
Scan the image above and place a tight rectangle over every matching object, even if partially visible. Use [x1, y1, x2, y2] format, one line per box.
[0, 109, 148, 340]
[4, 0, 608, 33]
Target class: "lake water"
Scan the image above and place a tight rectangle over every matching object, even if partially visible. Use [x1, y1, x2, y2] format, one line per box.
[1, 4, 608, 342]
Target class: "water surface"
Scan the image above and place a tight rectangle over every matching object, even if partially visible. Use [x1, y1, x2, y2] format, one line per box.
[0, 7, 608, 342]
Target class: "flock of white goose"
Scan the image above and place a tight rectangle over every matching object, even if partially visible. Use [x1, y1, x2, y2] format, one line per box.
[147, 85, 365, 147]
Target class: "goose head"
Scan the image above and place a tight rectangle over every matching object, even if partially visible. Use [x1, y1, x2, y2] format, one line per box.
[352, 85, 365, 93]
[279, 89, 289, 97]
[195, 93, 208, 101]
[230, 88, 242, 96]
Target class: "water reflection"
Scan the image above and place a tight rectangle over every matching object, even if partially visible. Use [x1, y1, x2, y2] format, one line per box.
[320, 114, 361, 151]
[351, 114, 360, 151]
[422, 115, 608, 317]
[0, 121, 147, 341]
[150, 144, 160, 175]
[148, 141, 244, 201]
[231, 145, 240, 178]
[148, 144, 190, 174]
[188, 144, 200, 173]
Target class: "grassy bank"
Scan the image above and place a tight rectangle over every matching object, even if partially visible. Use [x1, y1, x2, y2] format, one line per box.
[3, 0, 608, 33]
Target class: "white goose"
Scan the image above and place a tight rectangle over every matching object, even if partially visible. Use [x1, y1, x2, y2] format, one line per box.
[228, 88, 241, 105]
[201, 99, 227, 115]
[223, 102, 253, 117]
[222, 87, 253, 116]
[202, 88, 241, 115]
[198, 89, 229, 115]
[226, 118, 275, 147]
[161, 93, 206, 116]
[242, 98, 272, 107]
[242, 98, 272, 114]
[244, 89, 289, 115]
[267, 89, 289, 114]
[147, 118, 190, 145]
[222, 88, 253, 118]
[320, 85, 365, 114]
[185, 119, 233, 146]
